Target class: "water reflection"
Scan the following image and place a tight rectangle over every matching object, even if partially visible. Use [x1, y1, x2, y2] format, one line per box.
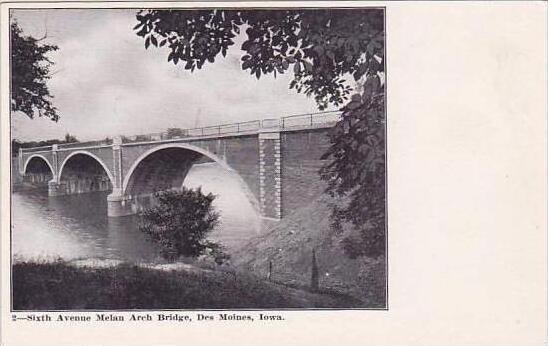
[12, 163, 261, 263]
[183, 162, 262, 249]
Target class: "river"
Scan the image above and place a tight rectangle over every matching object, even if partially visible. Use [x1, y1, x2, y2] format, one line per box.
[11, 162, 262, 263]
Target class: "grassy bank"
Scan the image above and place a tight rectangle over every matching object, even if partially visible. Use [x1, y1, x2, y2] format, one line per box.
[233, 193, 386, 308]
[12, 260, 362, 310]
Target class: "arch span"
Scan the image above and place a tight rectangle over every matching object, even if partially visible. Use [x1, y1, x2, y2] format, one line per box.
[122, 143, 232, 195]
[23, 154, 54, 176]
[58, 150, 115, 185]
[121, 143, 259, 211]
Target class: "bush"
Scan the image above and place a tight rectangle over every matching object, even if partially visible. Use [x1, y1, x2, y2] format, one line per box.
[134, 134, 150, 142]
[166, 127, 186, 138]
[139, 188, 228, 262]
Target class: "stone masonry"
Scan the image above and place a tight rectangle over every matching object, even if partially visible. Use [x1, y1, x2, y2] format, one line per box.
[18, 119, 336, 220]
[259, 130, 282, 219]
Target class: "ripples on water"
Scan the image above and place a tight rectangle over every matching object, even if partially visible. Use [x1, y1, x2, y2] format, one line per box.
[12, 163, 262, 263]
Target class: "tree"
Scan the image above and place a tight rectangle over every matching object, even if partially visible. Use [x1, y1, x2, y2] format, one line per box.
[139, 188, 226, 262]
[320, 83, 385, 258]
[134, 9, 385, 258]
[166, 127, 186, 138]
[64, 133, 78, 143]
[11, 21, 59, 121]
[134, 134, 150, 142]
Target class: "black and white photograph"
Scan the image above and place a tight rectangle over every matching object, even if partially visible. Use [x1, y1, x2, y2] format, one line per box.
[9, 7, 387, 310]
[2, 2, 547, 346]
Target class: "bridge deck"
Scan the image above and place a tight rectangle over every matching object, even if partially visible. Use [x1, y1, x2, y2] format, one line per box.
[20, 111, 340, 154]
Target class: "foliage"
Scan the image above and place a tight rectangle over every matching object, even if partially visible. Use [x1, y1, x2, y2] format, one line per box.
[166, 127, 186, 138]
[139, 188, 227, 262]
[10, 21, 59, 121]
[134, 9, 385, 258]
[64, 133, 78, 143]
[310, 248, 319, 292]
[201, 241, 232, 265]
[134, 9, 383, 110]
[320, 78, 385, 258]
[134, 134, 150, 142]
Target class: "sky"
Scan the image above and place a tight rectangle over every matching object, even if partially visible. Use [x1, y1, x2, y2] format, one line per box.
[11, 9, 324, 142]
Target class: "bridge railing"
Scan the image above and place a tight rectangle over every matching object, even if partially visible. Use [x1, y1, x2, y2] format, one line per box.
[261, 118, 281, 128]
[20, 140, 114, 153]
[58, 139, 113, 149]
[281, 111, 341, 128]
[21, 111, 342, 150]
[122, 133, 163, 143]
[20, 145, 53, 153]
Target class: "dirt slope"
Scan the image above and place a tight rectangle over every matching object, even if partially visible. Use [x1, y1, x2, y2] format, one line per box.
[232, 194, 386, 308]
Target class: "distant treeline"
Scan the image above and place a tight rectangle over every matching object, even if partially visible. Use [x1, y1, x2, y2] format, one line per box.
[12, 134, 78, 157]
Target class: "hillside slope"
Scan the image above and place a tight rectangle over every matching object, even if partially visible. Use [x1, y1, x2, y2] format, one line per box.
[232, 194, 386, 308]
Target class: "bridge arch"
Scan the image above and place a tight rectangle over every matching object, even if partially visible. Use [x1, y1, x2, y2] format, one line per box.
[122, 143, 232, 194]
[121, 143, 258, 209]
[58, 150, 115, 184]
[23, 154, 54, 176]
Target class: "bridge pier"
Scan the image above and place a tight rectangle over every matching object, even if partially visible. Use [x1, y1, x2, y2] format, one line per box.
[48, 179, 63, 196]
[19, 115, 338, 221]
[107, 191, 135, 217]
[259, 129, 282, 220]
[107, 136, 134, 217]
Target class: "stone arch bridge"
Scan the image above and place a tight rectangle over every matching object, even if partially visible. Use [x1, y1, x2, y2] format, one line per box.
[18, 112, 339, 220]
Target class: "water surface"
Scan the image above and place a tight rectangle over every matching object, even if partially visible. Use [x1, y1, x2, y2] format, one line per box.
[12, 163, 261, 263]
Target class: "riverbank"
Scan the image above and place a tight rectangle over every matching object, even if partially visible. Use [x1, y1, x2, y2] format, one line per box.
[12, 260, 363, 310]
[233, 193, 386, 308]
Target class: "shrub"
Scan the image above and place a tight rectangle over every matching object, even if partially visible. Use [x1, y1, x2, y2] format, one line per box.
[134, 134, 150, 142]
[139, 188, 228, 262]
[166, 128, 186, 138]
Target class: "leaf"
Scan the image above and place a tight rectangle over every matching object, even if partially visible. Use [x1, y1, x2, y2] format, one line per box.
[303, 60, 313, 73]
[351, 94, 362, 102]
[293, 62, 301, 74]
[145, 36, 151, 49]
[362, 76, 380, 101]
[136, 26, 147, 37]
[347, 100, 362, 110]
[242, 59, 252, 70]
[150, 35, 158, 47]
[241, 40, 251, 51]
[289, 80, 297, 89]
